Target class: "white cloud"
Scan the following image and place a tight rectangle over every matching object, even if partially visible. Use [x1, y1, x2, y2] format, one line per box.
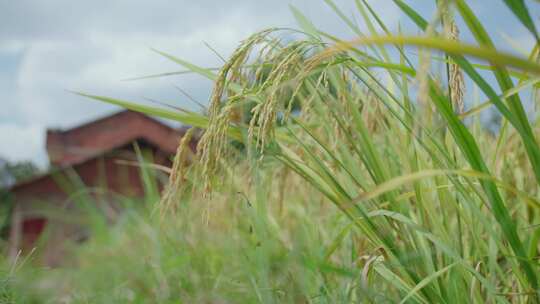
[0, 123, 46, 167]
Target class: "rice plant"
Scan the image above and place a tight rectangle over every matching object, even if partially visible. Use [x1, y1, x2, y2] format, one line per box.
[4, 0, 540, 303]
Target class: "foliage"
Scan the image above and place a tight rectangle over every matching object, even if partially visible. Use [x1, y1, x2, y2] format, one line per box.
[0, 160, 40, 189]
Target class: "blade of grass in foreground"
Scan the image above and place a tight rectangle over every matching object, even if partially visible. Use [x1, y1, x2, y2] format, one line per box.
[323, 35, 540, 75]
[456, 0, 540, 190]
[395, 0, 540, 205]
[501, 0, 540, 43]
[151, 49, 218, 81]
[428, 80, 537, 293]
[388, 3, 539, 292]
[73, 92, 242, 142]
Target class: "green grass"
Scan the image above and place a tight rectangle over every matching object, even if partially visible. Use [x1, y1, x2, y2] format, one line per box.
[3, 1, 540, 302]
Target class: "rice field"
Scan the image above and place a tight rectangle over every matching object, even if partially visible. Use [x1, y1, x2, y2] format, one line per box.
[3, 0, 540, 302]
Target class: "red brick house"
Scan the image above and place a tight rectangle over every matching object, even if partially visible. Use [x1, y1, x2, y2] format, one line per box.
[4, 110, 196, 265]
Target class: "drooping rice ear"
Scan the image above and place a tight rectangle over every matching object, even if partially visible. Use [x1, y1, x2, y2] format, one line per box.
[248, 42, 306, 154]
[448, 22, 465, 114]
[197, 29, 275, 192]
[440, 1, 465, 114]
[160, 127, 195, 217]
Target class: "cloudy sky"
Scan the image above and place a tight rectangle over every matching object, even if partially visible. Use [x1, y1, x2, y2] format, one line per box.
[0, 0, 538, 168]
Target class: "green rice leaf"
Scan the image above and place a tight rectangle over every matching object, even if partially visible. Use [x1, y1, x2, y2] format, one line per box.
[501, 0, 540, 43]
[289, 5, 320, 40]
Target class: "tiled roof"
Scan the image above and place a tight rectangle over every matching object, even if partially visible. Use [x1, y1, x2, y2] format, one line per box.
[46, 110, 187, 167]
